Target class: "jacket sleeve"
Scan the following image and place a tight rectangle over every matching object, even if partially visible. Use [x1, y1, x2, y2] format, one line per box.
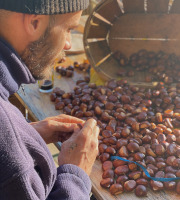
[47, 164, 91, 200]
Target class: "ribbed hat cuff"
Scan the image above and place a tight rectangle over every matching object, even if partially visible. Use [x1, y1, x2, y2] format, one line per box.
[0, 0, 89, 15]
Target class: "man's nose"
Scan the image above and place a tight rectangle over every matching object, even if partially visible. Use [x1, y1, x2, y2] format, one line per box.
[63, 33, 71, 50]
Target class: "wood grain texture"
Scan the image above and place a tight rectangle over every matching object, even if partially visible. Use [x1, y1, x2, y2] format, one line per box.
[91, 160, 179, 200]
[65, 34, 84, 55]
[15, 14, 180, 200]
[108, 14, 180, 57]
[87, 40, 111, 66]
[85, 15, 111, 39]
[16, 55, 180, 200]
[95, 54, 121, 79]
[92, 51, 158, 84]
[109, 39, 180, 57]
[147, 0, 169, 13]
[96, 0, 123, 23]
[109, 14, 180, 39]
[170, 0, 180, 13]
[16, 54, 87, 121]
[122, 0, 145, 13]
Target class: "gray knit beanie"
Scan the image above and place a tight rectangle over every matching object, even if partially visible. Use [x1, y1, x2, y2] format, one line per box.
[0, 0, 89, 15]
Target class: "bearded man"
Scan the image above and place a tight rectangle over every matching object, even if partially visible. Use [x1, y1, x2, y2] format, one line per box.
[0, 1, 99, 199]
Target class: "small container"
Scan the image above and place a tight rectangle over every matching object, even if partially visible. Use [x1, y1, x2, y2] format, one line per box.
[38, 68, 54, 93]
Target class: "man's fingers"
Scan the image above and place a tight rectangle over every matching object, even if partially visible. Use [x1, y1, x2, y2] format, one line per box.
[93, 126, 100, 139]
[77, 119, 97, 137]
[52, 114, 85, 124]
[50, 121, 77, 132]
[84, 118, 97, 127]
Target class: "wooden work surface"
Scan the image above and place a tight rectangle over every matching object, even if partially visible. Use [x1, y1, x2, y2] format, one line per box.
[15, 15, 179, 200]
[15, 53, 179, 200]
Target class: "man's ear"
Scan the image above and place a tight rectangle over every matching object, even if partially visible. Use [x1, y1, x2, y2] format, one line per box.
[23, 14, 49, 41]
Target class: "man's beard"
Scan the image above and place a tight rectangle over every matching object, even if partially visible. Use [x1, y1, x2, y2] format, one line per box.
[20, 24, 65, 80]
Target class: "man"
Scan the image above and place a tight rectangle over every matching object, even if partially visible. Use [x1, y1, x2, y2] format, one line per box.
[0, 0, 99, 199]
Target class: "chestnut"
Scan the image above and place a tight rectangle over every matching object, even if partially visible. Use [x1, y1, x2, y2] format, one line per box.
[100, 178, 113, 188]
[102, 169, 114, 179]
[101, 112, 111, 122]
[167, 143, 177, 155]
[128, 171, 141, 180]
[121, 95, 131, 104]
[50, 93, 56, 102]
[145, 156, 156, 165]
[114, 165, 129, 175]
[155, 144, 165, 156]
[121, 127, 130, 138]
[118, 146, 129, 157]
[127, 142, 140, 153]
[146, 147, 156, 157]
[134, 152, 145, 161]
[172, 158, 180, 168]
[55, 102, 65, 110]
[166, 156, 176, 166]
[102, 130, 112, 138]
[105, 146, 116, 155]
[128, 163, 138, 171]
[113, 159, 127, 168]
[99, 153, 110, 163]
[135, 185, 147, 197]
[116, 175, 128, 184]
[124, 180, 136, 192]
[116, 139, 128, 149]
[66, 69, 73, 77]
[156, 162, 166, 170]
[164, 181, 176, 191]
[155, 171, 165, 178]
[98, 144, 107, 154]
[176, 170, 180, 177]
[150, 180, 164, 191]
[136, 178, 148, 187]
[102, 161, 113, 171]
[156, 113, 163, 123]
[109, 184, 123, 195]
[176, 181, 180, 194]
[105, 102, 115, 110]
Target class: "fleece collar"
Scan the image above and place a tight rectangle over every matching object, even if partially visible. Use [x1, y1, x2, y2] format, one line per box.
[0, 38, 36, 100]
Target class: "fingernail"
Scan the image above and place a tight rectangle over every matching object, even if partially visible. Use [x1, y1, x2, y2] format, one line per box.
[91, 118, 97, 126]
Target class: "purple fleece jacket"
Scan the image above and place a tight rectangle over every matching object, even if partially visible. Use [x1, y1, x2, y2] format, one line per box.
[0, 38, 91, 200]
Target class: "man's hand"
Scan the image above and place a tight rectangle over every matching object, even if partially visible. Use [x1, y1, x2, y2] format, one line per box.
[30, 114, 84, 144]
[58, 119, 99, 175]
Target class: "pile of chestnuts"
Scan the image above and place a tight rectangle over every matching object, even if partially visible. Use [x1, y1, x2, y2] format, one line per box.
[50, 76, 180, 197]
[114, 50, 180, 84]
[56, 65, 74, 77]
[55, 60, 91, 78]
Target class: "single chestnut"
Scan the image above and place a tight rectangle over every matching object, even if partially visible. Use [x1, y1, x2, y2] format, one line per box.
[109, 184, 123, 195]
[135, 185, 147, 197]
[127, 142, 140, 153]
[124, 180, 136, 192]
[118, 146, 129, 157]
[114, 165, 129, 175]
[150, 180, 164, 191]
[102, 169, 114, 179]
[102, 161, 113, 171]
[100, 178, 113, 188]
[128, 171, 141, 180]
[136, 178, 148, 187]
[116, 175, 128, 184]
